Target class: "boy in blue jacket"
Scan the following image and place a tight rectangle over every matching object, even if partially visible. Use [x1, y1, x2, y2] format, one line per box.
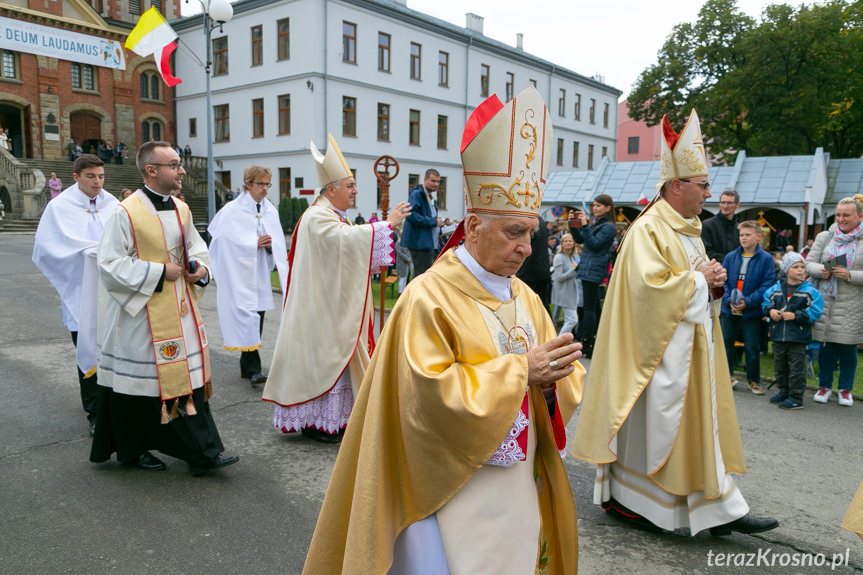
[721, 221, 776, 394]
[762, 252, 824, 409]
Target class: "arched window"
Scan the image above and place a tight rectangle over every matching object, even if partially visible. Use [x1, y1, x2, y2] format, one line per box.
[140, 71, 160, 101]
[141, 119, 164, 143]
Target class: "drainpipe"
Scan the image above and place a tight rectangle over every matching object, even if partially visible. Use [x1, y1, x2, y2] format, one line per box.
[323, 0, 328, 144]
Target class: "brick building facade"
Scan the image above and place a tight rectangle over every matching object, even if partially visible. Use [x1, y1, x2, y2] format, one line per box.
[0, 0, 178, 160]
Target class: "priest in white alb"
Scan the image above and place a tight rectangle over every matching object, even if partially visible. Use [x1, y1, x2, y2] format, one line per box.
[32, 154, 118, 436]
[303, 86, 584, 574]
[90, 141, 238, 476]
[208, 165, 288, 385]
[573, 109, 779, 537]
[262, 134, 410, 443]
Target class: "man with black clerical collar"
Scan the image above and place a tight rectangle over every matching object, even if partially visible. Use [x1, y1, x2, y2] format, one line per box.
[90, 141, 239, 477]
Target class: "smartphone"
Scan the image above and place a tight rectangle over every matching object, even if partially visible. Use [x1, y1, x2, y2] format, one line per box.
[188, 260, 197, 274]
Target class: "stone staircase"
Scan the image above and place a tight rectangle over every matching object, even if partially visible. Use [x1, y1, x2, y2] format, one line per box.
[1, 158, 214, 233]
[21, 159, 143, 199]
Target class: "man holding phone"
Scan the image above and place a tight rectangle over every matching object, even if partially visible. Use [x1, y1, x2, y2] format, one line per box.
[91, 141, 238, 476]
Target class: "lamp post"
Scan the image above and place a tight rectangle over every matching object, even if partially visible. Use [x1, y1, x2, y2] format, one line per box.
[186, 0, 233, 224]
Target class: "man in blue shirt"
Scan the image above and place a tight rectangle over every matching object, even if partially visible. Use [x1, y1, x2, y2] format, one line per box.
[401, 169, 441, 276]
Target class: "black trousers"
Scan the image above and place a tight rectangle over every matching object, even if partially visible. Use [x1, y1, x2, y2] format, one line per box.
[523, 279, 551, 313]
[773, 341, 807, 399]
[90, 386, 224, 467]
[409, 249, 435, 277]
[576, 281, 602, 344]
[70, 331, 100, 422]
[240, 311, 266, 378]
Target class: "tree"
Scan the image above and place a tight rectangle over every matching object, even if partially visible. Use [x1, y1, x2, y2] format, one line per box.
[628, 0, 863, 162]
[278, 196, 293, 234]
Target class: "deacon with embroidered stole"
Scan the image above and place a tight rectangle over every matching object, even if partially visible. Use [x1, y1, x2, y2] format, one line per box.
[303, 87, 584, 574]
[262, 135, 410, 443]
[32, 154, 118, 436]
[573, 110, 779, 537]
[90, 141, 238, 476]
[208, 165, 288, 385]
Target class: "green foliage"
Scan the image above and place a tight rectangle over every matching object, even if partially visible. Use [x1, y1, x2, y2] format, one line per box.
[278, 197, 293, 234]
[628, 0, 863, 162]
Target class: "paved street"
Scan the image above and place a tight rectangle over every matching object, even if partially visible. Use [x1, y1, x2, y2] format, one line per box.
[1, 232, 862, 574]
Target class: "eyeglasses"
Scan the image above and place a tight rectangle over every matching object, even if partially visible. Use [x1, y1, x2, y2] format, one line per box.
[679, 179, 710, 190]
[252, 182, 273, 189]
[150, 162, 183, 170]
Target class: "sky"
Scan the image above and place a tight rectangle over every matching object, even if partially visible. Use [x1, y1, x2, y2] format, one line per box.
[406, 0, 777, 99]
[181, 0, 778, 100]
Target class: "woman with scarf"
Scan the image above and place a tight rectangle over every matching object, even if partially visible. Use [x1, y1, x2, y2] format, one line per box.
[805, 195, 863, 407]
[569, 194, 616, 358]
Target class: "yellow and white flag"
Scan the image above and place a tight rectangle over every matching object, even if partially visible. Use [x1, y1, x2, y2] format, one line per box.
[125, 7, 181, 86]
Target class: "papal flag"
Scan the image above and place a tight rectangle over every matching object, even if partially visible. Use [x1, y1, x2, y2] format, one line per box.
[125, 7, 181, 87]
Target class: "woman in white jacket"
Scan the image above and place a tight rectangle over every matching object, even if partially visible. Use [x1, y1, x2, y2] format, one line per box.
[551, 233, 581, 336]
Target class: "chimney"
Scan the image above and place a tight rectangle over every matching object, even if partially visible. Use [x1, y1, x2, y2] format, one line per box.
[466, 13, 484, 35]
[516, 33, 523, 50]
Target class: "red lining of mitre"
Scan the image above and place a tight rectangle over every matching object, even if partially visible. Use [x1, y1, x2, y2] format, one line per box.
[460, 94, 504, 153]
[661, 114, 680, 150]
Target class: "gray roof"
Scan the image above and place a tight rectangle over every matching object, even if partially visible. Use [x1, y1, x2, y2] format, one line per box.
[545, 152, 863, 209]
[735, 155, 813, 204]
[826, 159, 863, 204]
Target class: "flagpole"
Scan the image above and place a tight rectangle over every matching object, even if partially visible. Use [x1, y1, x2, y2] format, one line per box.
[204, 9, 215, 225]
[182, 0, 232, 225]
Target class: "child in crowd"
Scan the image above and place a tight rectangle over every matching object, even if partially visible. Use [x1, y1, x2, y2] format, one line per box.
[721, 220, 776, 394]
[761, 252, 824, 409]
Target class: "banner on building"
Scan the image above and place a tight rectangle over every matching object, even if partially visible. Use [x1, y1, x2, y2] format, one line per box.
[0, 16, 126, 70]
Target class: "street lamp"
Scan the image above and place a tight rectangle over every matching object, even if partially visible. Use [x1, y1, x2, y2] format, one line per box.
[186, 0, 233, 224]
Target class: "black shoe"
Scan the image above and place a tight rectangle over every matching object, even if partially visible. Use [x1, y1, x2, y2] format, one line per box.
[190, 454, 239, 477]
[301, 427, 342, 444]
[602, 498, 664, 533]
[130, 452, 166, 471]
[709, 514, 779, 536]
[250, 372, 268, 385]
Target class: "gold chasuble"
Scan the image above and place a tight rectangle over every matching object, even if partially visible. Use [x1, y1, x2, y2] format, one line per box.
[122, 193, 211, 403]
[303, 250, 583, 575]
[573, 198, 745, 498]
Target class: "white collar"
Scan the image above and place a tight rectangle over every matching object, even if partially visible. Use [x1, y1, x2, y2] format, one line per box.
[455, 245, 512, 301]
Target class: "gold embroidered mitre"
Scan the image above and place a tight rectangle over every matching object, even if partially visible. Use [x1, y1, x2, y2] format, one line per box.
[460, 86, 552, 218]
[311, 133, 353, 189]
[659, 108, 708, 185]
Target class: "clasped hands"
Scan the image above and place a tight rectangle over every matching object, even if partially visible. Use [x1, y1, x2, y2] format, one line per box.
[164, 261, 207, 283]
[527, 332, 581, 390]
[697, 259, 727, 289]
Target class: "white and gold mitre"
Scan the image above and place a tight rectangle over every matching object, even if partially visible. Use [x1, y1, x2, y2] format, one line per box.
[310, 134, 352, 189]
[460, 86, 552, 218]
[659, 108, 708, 184]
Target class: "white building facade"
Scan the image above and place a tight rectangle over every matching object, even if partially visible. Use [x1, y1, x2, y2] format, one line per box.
[173, 0, 621, 219]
